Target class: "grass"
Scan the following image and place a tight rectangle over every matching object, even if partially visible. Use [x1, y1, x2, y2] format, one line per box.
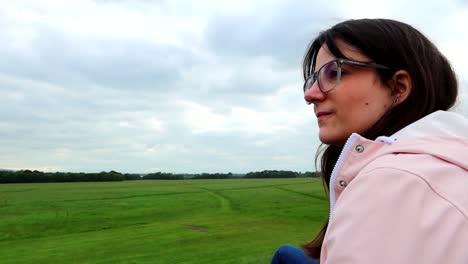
[0, 178, 328, 263]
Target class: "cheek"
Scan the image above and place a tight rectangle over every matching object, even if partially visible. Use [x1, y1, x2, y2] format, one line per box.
[344, 98, 386, 130]
[364, 101, 388, 108]
[363, 97, 392, 111]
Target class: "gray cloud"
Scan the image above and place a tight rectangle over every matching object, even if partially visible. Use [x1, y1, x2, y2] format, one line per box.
[204, 0, 337, 69]
[0, 0, 466, 173]
[0, 25, 195, 93]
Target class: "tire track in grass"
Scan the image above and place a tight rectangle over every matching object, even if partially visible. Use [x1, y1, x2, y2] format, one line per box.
[59, 191, 204, 202]
[274, 186, 327, 201]
[195, 182, 309, 192]
[1, 188, 37, 193]
[196, 187, 233, 214]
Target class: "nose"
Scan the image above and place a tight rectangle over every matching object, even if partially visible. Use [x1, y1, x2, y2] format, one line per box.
[304, 81, 325, 105]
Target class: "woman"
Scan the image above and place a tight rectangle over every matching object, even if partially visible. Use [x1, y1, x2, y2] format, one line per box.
[273, 18, 468, 263]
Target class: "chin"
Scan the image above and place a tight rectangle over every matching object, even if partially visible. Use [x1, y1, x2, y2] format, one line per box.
[319, 134, 347, 146]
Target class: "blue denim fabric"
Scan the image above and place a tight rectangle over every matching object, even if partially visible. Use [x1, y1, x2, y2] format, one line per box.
[271, 245, 319, 264]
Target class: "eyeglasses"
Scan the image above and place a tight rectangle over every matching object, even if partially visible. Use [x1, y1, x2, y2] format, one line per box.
[303, 58, 390, 94]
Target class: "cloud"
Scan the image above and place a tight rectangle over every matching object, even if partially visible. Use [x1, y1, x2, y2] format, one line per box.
[0, 0, 466, 173]
[204, 0, 339, 68]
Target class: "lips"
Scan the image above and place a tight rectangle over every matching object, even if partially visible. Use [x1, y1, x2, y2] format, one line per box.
[315, 111, 333, 120]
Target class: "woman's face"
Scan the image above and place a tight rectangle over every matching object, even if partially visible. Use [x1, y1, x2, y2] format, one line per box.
[304, 41, 394, 145]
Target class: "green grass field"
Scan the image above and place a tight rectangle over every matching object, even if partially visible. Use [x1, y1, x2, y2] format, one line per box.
[0, 178, 328, 263]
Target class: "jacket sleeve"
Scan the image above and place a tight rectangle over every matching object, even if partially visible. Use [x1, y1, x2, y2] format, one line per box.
[321, 167, 463, 264]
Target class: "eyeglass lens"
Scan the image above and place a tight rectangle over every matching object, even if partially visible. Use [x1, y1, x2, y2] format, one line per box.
[305, 60, 341, 93]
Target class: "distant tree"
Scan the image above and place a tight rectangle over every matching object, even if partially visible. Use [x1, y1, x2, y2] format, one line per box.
[143, 172, 184, 180]
[244, 170, 299, 179]
[0, 169, 320, 183]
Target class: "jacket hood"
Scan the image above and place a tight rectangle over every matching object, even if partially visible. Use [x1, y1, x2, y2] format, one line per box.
[392, 110, 468, 138]
[386, 110, 468, 171]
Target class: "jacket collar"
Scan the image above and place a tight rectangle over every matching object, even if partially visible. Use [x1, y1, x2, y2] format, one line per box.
[328, 111, 468, 220]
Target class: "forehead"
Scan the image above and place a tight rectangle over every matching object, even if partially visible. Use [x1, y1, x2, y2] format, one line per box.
[316, 40, 370, 68]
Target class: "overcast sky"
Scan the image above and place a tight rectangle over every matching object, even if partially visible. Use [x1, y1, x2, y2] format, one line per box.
[1, 0, 467, 173]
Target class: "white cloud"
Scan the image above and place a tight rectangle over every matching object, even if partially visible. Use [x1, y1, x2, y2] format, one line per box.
[0, 0, 466, 173]
[178, 99, 306, 135]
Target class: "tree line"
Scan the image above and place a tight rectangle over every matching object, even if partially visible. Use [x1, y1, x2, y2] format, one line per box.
[0, 169, 320, 184]
[0, 170, 140, 183]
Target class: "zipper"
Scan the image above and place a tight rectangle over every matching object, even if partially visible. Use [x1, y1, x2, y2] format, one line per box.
[328, 133, 360, 223]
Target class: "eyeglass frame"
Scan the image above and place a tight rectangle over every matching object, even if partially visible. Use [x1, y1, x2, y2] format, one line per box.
[303, 58, 391, 94]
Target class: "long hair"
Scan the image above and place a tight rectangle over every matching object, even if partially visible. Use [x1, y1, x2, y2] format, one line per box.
[302, 18, 458, 258]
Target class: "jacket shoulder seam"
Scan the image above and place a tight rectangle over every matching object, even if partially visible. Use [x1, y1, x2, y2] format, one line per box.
[359, 166, 468, 221]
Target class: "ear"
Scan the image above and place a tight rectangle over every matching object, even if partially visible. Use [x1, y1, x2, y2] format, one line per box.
[388, 70, 412, 105]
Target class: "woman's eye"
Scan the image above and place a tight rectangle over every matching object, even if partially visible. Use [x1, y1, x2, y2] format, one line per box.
[321, 61, 340, 80]
[324, 69, 339, 80]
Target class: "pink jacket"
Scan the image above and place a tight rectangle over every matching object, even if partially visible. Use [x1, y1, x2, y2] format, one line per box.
[321, 111, 468, 263]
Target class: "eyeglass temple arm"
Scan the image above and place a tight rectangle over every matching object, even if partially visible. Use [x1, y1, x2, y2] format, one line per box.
[341, 59, 390, 70]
